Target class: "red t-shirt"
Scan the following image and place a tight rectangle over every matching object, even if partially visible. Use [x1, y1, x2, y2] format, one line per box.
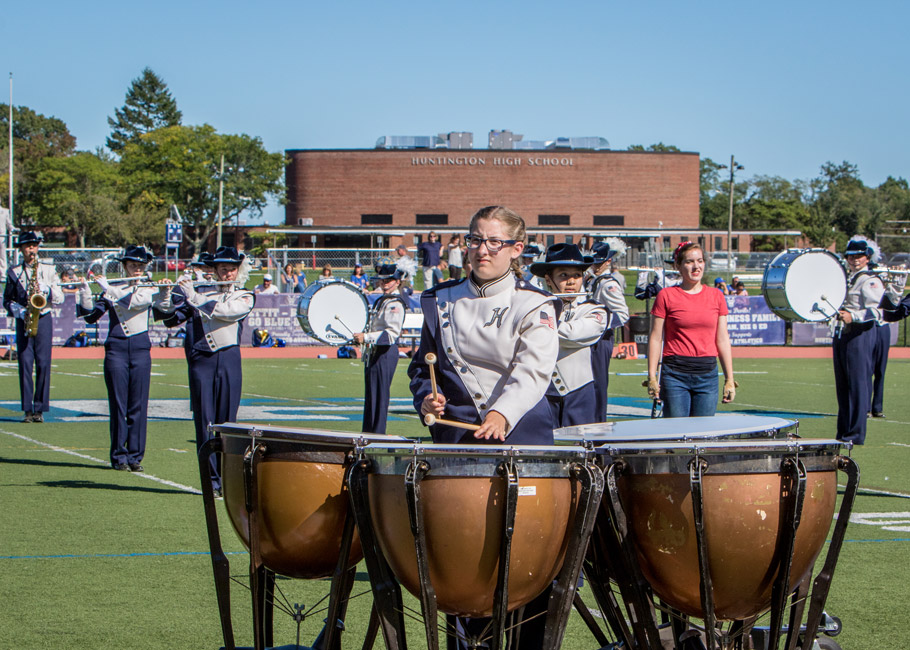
[651, 285, 728, 358]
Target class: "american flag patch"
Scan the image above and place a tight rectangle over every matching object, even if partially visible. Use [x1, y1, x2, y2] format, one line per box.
[593, 312, 605, 323]
[540, 311, 555, 329]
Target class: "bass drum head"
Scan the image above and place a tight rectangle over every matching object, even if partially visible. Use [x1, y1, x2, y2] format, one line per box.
[296, 279, 369, 345]
[555, 414, 797, 444]
[762, 249, 846, 322]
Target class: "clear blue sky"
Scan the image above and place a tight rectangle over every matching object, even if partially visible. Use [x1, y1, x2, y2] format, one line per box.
[4, 0, 908, 225]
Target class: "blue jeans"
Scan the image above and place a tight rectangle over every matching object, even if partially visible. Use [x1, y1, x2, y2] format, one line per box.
[660, 365, 718, 418]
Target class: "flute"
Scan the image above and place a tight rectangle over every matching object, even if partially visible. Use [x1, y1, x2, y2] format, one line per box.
[58, 273, 153, 288]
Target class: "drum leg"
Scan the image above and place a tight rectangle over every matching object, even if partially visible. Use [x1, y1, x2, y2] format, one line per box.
[347, 459, 408, 650]
[767, 459, 807, 650]
[320, 506, 361, 650]
[244, 443, 271, 650]
[798, 456, 859, 650]
[582, 537, 635, 647]
[571, 591, 611, 647]
[541, 461, 605, 649]
[198, 436, 237, 650]
[489, 460, 520, 650]
[782, 578, 810, 650]
[689, 458, 718, 650]
[604, 461, 664, 650]
[405, 459, 441, 650]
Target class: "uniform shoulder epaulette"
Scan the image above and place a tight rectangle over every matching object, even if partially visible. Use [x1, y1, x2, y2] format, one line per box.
[516, 277, 554, 297]
[423, 277, 465, 295]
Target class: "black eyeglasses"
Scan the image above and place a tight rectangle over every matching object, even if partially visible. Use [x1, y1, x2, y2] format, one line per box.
[465, 234, 518, 253]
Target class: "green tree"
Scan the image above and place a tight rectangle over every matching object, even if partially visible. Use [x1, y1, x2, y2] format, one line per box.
[807, 161, 871, 248]
[870, 177, 910, 254]
[699, 157, 728, 229]
[106, 67, 182, 154]
[119, 124, 286, 252]
[626, 143, 682, 152]
[0, 103, 76, 223]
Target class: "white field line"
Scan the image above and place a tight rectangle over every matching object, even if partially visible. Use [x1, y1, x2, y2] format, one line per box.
[0, 428, 201, 495]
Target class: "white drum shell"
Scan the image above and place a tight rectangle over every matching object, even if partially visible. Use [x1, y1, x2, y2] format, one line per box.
[296, 279, 369, 345]
[762, 249, 846, 322]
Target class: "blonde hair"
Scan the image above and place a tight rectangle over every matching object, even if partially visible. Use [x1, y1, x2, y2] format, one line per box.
[468, 206, 527, 279]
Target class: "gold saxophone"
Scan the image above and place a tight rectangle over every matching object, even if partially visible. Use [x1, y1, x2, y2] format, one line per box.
[24, 257, 46, 338]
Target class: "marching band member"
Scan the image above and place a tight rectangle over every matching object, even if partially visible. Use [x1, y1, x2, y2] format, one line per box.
[408, 205, 559, 445]
[352, 264, 407, 434]
[647, 241, 735, 418]
[870, 319, 890, 419]
[833, 237, 884, 445]
[154, 246, 254, 496]
[531, 243, 607, 427]
[3, 231, 64, 423]
[585, 241, 630, 421]
[77, 246, 158, 471]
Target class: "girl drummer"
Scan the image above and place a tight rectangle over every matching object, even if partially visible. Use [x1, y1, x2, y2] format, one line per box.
[408, 205, 559, 444]
[646, 241, 735, 417]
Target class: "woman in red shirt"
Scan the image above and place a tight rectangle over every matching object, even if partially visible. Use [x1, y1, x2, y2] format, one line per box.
[646, 242, 736, 417]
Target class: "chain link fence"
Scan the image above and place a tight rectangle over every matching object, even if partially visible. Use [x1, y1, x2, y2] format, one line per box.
[266, 248, 406, 291]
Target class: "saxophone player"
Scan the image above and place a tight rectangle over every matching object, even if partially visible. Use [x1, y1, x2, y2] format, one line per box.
[2, 232, 64, 422]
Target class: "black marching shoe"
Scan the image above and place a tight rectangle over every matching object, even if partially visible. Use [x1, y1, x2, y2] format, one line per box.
[112, 463, 130, 471]
[22, 411, 34, 423]
[32, 412, 43, 423]
[128, 463, 144, 472]
[212, 488, 223, 499]
[872, 411, 885, 418]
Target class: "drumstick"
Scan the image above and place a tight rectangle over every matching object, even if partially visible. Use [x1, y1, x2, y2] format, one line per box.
[425, 352, 438, 401]
[423, 413, 481, 431]
[333, 315, 357, 337]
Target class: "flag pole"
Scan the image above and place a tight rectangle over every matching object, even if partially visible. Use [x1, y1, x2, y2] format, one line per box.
[8, 72, 12, 225]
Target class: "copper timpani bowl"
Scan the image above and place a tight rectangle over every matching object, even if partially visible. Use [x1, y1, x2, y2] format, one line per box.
[215, 424, 409, 580]
[360, 443, 590, 618]
[601, 438, 846, 621]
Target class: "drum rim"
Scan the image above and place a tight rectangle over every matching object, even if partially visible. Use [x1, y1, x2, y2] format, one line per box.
[599, 437, 848, 455]
[296, 278, 370, 345]
[212, 422, 411, 446]
[554, 414, 798, 442]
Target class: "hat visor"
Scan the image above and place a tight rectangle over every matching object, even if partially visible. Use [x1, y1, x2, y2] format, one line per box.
[529, 260, 591, 277]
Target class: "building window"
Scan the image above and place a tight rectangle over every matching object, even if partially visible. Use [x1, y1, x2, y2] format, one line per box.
[593, 215, 624, 226]
[538, 214, 570, 226]
[663, 237, 671, 250]
[545, 234, 555, 248]
[732, 237, 739, 251]
[565, 235, 574, 244]
[416, 214, 448, 225]
[362, 214, 393, 225]
[714, 236, 723, 250]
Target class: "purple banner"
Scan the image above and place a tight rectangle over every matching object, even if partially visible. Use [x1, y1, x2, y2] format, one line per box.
[792, 321, 898, 346]
[724, 295, 787, 346]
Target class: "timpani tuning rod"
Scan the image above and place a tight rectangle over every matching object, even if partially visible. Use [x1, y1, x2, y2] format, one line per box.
[423, 413, 481, 431]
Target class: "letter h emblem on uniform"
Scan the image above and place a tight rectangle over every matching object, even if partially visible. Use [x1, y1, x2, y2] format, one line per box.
[484, 307, 509, 328]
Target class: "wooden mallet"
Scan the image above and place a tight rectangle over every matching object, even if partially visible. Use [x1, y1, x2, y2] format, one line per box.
[425, 352, 439, 401]
[423, 413, 481, 431]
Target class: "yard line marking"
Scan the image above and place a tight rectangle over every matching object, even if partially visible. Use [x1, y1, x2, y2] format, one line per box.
[1, 550, 246, 560]
[839, 484, 910, 500]
[0, 428, 201, 495]
[888, 442, 910, 448]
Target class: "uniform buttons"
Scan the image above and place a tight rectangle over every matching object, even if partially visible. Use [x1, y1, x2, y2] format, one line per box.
[480, 403, 487, 410]
[442, 322, 450, 328]
[555, 379, 561, 384]
[460, 367, 467, 374]
[442, 312, 449, 318]
[446, 347, 454, 353]
[552, 371, 558, 378]
[439, 301, 446, 309]
[559, 386, 567, 393]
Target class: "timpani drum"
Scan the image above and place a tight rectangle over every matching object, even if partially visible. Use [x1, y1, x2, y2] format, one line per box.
[762, 248, 847, 322]
[603, 438, 846, 621]
[296, 279, 369, 345]
[555, 413, 798, 445]
[356, 443, 590, 617]
[214, 423, 408, 579]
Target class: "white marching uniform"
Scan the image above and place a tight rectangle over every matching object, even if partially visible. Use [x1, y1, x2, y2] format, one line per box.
[587, 272, 630, 329]
[408, 272, 559, 444]
[548, 298, 606, 426]
[585, 271, 630, 421]
[833, 270, 884, 445]
[361, 294, 407, 434]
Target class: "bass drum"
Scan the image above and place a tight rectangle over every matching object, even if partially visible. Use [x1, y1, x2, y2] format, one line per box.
[296, 278, 369, 345]
[762, 249, 846, 322]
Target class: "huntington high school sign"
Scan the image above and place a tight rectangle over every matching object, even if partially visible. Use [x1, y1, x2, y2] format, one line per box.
[411, 156, 576, 167]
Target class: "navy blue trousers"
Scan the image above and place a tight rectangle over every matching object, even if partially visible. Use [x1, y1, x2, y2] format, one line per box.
[362, 345, 398, 434]
[590, 331, 614, 422]
[189, 346, 242, 490]
[833, 323, 876, 445]
[104, 336, 151, 465]
[547, 382, 597, 428]
[871, 324, 890, 414]
[15, 314, 53, 413]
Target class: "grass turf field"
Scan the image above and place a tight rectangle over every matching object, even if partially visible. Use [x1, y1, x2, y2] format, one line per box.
[0, 354, 908, 649]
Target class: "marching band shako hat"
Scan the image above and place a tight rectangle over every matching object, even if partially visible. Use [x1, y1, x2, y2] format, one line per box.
[15, 231, 42, 247]
[117, 245, 154, 264]
[190, 252, 214, 267]
[589, 241, 617, 264]
[529, 243, 594, 277]
[374, 263, 403, 280]
[211, 246, 245, 265]
[844, 239, 873, 258]
[521, 244, 542, 259]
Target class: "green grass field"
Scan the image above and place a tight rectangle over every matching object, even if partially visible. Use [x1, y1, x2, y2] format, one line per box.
[1, 354, 908, 649]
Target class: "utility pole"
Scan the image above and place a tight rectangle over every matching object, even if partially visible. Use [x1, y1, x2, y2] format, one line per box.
[725, 155, 744, 271]
[216, 154, 224, 248]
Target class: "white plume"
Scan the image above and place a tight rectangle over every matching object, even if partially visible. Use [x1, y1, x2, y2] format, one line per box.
[603, 237, 627, 258]
[848, 235, 882, 264]
[396, 254, 419, 281]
